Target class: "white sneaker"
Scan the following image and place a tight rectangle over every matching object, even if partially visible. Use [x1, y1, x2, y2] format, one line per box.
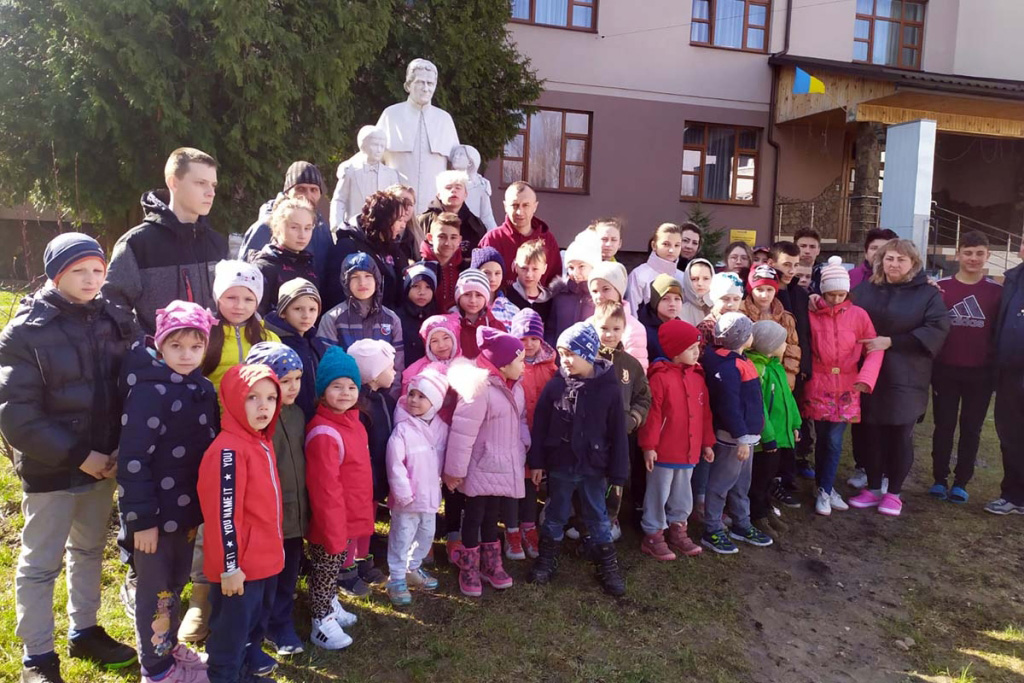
[815, 488, 832, 516]
[311, 615, 353, 650]
[610, 519, 622, 542]
[881, 476, 889, 494]
[565, 526, 580, 540]
[829, 489, 849, 511]
[329, 595, 358, 627]
[846, 468, 868, 489]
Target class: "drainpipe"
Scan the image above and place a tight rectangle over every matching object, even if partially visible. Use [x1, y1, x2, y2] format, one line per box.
[767, 0, 792, 241]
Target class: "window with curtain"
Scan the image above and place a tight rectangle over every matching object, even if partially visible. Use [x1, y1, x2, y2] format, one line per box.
[853, 0, 925, 70]
[501, 108, 592, 193]
[511, 0, 597, 30]
[690, 0, 769, 52]
[681, 123, 760, 204]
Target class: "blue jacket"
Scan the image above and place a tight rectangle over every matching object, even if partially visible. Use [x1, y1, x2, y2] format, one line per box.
[238, 194, 333, 285]
[264, 312, 330, 421]
[996, 263, 1024, 369]
[701, 346, 764, 445]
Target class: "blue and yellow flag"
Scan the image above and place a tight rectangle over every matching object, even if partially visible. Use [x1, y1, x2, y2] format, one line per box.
[793, 67, 826, 94]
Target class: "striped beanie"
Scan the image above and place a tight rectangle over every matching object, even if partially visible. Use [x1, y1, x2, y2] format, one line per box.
[455, 268, 491, 301]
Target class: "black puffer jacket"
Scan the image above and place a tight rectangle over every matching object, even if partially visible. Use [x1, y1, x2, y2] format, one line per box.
[0, 288, 138, 492]
[251, 243, 319, 315]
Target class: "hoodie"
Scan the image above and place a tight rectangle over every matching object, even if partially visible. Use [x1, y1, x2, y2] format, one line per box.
[637, 359, 714, 466]
[397, 278, 438, 370]
[401, 316, 461, 396]
[679, 258, 715, 326]
[238, 194, 333, 284]
[251, 242, 319, 316]
[478, 216, 563, 289]
[625, 251, 687, 309]
[197, 364, 284, 582]
[386, 401, 448, 513]
[420, 239, 466, 313]
[263, 312, 330, 421]
[103, 190, 228, 334]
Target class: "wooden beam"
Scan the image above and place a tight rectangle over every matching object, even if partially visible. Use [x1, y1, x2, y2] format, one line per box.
[775, 66, 896, 124]
[853, 103, 1024, 138]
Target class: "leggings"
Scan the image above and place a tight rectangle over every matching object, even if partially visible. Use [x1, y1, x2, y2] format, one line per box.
[461, 495, 502, 549]
[501, 479, 538, 529]
[749, 448, 781, 521]
[308, 544, 347, 619]
[443, 487, 465, 537]
[861, 422, 915, 495]
[340, 535, 371, 570]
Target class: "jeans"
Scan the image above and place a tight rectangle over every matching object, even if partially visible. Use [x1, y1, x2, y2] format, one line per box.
[994, 368, 1024, 505]
[542, 471, 612, 544]
[931, 364, 994, 488]
[813, 421, 848, 494]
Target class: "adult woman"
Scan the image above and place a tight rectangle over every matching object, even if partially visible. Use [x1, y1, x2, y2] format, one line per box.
[389, 184, 424, 266]
[722, 241, 753, 276]
[848, 239, 949, 517]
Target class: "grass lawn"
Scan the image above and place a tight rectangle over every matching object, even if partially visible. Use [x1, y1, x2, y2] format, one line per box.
[0, 285, 1022, 682]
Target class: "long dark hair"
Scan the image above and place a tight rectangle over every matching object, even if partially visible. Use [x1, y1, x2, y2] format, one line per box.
[359, 191, 405, 255]
[201, 312, 271, 376]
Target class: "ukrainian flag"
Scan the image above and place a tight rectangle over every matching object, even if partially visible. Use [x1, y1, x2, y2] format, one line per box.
[793, 67, 826, 94]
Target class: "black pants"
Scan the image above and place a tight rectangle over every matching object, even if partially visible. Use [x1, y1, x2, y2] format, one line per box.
[851, 421, 868, 470]
[501, 480, 538, 529]
[207, 576, 277, 683]
[443, 486, 465, 536]
[750, 448, 781, 521]
[134, 530, 194, 677]
[461, 495, 503, 549]
[266, 537, 304, 636]
[995, 368, 1024, 505]
[931, 364, 995, 488]
[862, 423, 915, 495]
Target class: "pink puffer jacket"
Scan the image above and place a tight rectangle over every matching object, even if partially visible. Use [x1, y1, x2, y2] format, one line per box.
[386, 401, 448, 513]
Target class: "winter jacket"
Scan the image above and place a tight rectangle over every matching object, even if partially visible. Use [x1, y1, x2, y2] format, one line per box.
[401, 316, 461, 396]
[521, 341, 557, 429]
[386, 401, 448, 513]
[625, 252, 687, 309]
[586, 304, 649, 372]
[104, 190, 227, 334]
[444, 310, 506, 360]
[490, 291, 520, 328]
[117, 341, 218, 537]
[528, 360, 629, 486]
[637, 360, 714, 466]
[802, 300, 883, 423]
[263, 312, 330, 421]
[639, 303, 669, 363]
[206, 320, 281, 395]
[420, 239, 466, 313]
[479, 216, 563, 289]
[995, 262, 1024, 369]
[324, 222, 403, 311]
[599, 345, 652, 434]
[251, 243, 319, 316]
[444, 357, 530, 498]
[679, 258, 715, 327]
[546, 278, 594, 347]
[362, 385, 396, 502]
[701, 347, 764, 445]
[740, 297, 801, 389]
[0, 287, 137, 493]
[397, 281, 438, 370]
[852, 271, 950, 425]
[238, 195, 333, 285]
[747, 352, 802, 451]
[776, 280, 813, 380]
[273, 403, 310, 540]
[505, 282, 553, 324]
[849, 259, 873, 290]
[305, 403, 373, 554]
[198, 364, 284, 582]
[417, 198, 487, 262]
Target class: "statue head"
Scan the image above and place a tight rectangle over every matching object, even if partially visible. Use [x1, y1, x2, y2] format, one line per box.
[404, 58, 438, 107]
[450, 144, 481, 175]
[357, 125, 387, 164]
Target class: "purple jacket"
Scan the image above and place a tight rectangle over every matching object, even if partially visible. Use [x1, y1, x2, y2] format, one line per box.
[386, 401, 448, 513]
[849, 260, 872, 289]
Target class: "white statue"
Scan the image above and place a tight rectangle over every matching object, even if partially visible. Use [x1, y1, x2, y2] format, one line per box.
[376, 58, 460, 214]
[450, 144, 497, 231]
[330, 125, 406, 228]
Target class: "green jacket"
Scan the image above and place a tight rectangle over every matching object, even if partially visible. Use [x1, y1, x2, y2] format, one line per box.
[273, 403, 310, 539]
[747, 351, 802, 451]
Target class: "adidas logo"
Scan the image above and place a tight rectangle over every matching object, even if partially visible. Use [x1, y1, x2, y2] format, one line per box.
[949, 295, 986, 328]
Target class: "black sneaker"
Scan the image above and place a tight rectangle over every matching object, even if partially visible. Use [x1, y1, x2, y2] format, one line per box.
[337, 566, 370, 597]
[772, 481, 801, 509]
[67, 626, 137, 669]
[21, 655, 65, 683]
[356, 556, 386, 585]
[729, 525, 774, 547]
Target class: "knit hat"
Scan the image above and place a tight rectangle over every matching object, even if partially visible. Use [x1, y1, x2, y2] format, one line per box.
[587, 261, 628, 299]
[213, 259, 264, 304]
[819, 255, 850, 294]
[347, 339, 397, 385]
[276, 277, 321, 317]
[455, 268, 491, 301]
[404, 261, 437, 293]
[563, 230, 602, 268]
[709, 272, 744, 302]
[649, 274, 684, 313]
[748, 264, 780, 291]
[510, 308, 545, 340]
[245, 341, 304, 379]
[477, 327, 525, 369]
[470, 246, 505, 272]
[420, 315, 460, 361]
[282, 161, 325, 194]
[751, 320, 788, 356]
[44, 232, 106, 283]
[315, 346, 362, 397]
[714, 312, 754, 351]
[154, 300, 218, 348]
[410, 366, 448, 413]
[658, 320, 700, 360]
[556, 322, 601, 364]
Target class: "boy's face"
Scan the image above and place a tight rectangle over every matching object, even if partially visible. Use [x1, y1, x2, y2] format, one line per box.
[771, 340, 787, 360]
[431, 224, 461, 261]
[588, 278, 620, 305]
[522, 335, 542, 358]
[517, 259, 545, 289]
[656, 292, 683, 322]
[277, 209, 314, 253]
[439, 181, 467, 210]
[957, 245, 989, 276]
[500, 354, 526, 382]
[824, 290, 848, 306]
[408, 280, 434, 307]
[348, 270, 376, 300]
[594, 223, 622, 260]
[407, 388, 432, 418]
[796, 237, 820, 266]
[373, 364, 396, 390]
[751, 284, 776, 309]
[653, 233, 682, 261]
[480, 262, 503, 294]
[672, 341, 701, 366]
[558, 347, 593, 377]
[324, 377, 359, 412]
[594, 314, 625, 349]
[459, 291, 487, 316]
[168, 162, 217, 218]
[566, 260, 591, 284]
[428, 330, 454, 360]
[794, 265, 812, 290]
[282, 296, 319, 335]
[56, 257, 106, 304]
[716, 293, 743, 314]
[159, 331, 207, 376]
[219, 286, 258, 325]
[245, 378, 278, 431]
[278, 369, 303, 406]
[689, 264, 712, 297]
[769, 253, 798, 285]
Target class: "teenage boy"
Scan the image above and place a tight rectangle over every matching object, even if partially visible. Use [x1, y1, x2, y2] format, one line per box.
[420, 212, 467, 312]
[989, 239, 1024, 515]
[794, 228, 822, 294]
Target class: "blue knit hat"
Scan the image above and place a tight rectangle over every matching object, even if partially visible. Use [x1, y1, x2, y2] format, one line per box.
[343, 251, 376, 281]
[44, 232, 106, 282]
[245, 341, 303, 379]
[557, 322, 600, 364]
[511, 308, 545, 340]
[315, 346, 362, 397]
[404, 261, 437, 293]
[470, 246, 505, 272]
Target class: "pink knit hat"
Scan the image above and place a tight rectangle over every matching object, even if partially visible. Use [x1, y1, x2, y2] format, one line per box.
[819, 255, 850, 293]
[477, 326, 524, 369]
[154, 301, 218, 348]
[410, 366, 449, 411]
[455, 268, 491, 301]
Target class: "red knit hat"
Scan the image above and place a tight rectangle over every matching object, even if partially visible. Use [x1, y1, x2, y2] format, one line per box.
[658, 319, 700, 360]
[747, 264, 780, 291]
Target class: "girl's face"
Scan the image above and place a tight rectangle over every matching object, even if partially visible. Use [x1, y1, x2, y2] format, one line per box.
[56, 257, 106, 304]
[656, 292, 683, 322]
[824, 290, 848, 306]
[159, 331, 207, 376]
[752, 251, 770, 266]
[588, 278, 621, 305]
[282, 296, 319, 335]
[245, 378, 278, 430]
[323, 377, 359, 412]
[391, 215, 406, 240]
[480, 262, 504, 294]
[522, 335, 542, 358]
[500, 354, 526, 381]
[459, 291, 487, 316]
[727, 247, 750, 273]
[372, 363, 396, 391]
[428, 331, 454, 360]
[278, 369, 303, 406]
[689, 264, 713, 297]
[653, 231, 682, 261]
[408, 280, 434, 307]
[566, 260, 591, 284]
[716, 293, 743, 314]
[407, 388, 432, 417]
[594, 223, 622, 260]
[278, 208, 315, 252]
[517, 260, 544, 290]
[348, 271, 376, 300]
[399, 193, 415, 225]
[219, 286, 258, 325]
[882, 250, 913, 283]
[751, 284, 777, 309]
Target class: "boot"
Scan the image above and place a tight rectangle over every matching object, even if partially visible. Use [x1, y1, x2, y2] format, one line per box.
[640, 530, 676, 561]
[593, 543, 626, 597]
[666, 522, 702, 557]
[453, 545, 482, 597]
[178, 583, 211, 643]
[356, 555, 386, 585]
[479, 541, 513, 589]
[527, 534, 561, 585]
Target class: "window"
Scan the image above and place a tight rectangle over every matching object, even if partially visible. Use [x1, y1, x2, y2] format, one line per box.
[501, 109, 592, 193]
[511, 0, 597, 31]
[690, 0, 770, 52]
[853, 0, 925, 70]
[681, 123, 760, 204]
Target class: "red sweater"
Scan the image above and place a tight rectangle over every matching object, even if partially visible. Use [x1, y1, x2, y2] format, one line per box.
[638, 360, 715, 466]
[479, 216, 563, 289]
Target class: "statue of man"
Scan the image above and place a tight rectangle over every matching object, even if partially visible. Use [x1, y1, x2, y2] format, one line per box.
[450, 144, 497, 231]
[376, 58, 460, 214]
[329, 125, 406, 228]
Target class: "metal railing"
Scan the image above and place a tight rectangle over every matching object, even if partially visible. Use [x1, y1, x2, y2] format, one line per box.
[928, 204, 1023, 277]
[775, 194, 880, 242]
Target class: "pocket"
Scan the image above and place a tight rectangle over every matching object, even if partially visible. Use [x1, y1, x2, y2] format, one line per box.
[474, 443, 505, 474]
[585, 437, 609, 469]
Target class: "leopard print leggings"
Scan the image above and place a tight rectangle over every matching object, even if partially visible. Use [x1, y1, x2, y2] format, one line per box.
[308, 543, 347, 619]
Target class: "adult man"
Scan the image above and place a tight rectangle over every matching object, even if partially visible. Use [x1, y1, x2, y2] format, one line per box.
[479, 181, 562, 289]
[237, 160, 334, 284]
[330, 125, 406, 228]
[104, 147, 227, 335]
[677, 222, 702, 270]
[416, 170, 486, 261]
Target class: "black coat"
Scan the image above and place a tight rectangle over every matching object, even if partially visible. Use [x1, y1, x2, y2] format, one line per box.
[852, 271, 950, 425]
[361, 386, 396, 502]
[397, 298, 436, 369]
[264, 312, 330, 421]
[0, 288, 138, 492]
[324, 223, 403, 312]
[251, 243, 319, 315]
[777, 281, 813, 380]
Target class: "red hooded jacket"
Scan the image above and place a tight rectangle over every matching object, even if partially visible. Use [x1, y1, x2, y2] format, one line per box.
[638, 360, 715, 466]
[198, 364, 284, 582]
[479, 216, 563, 289]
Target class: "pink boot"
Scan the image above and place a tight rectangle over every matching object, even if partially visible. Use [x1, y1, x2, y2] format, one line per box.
[666, 522, 703, 557]
[849, 489, 883, 509]
[453, 545, 482, 597]
[479, 541, 514, 589]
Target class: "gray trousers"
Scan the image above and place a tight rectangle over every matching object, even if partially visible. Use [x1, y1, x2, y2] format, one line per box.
[641, 466, 694, 535]
[135, 530, 195, 677]
[704, 442, 753, 534]
[189, 524, 207, 584]
[16, 479, 115, 656]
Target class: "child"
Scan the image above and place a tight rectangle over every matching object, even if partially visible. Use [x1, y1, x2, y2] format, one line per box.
[385, 367, 450, 606]
[528, 322, 628, 596]
[625, 222, 687, 307]
[444, 327, 529, 596]
[420, 212, 466, 312]
[587, 261, 649, 371]
[473, 246, 520, 327]
[587, 217, 623, 262]
[697, 272, 745, 352]
[547, 231, 601, 345]
[505, 239, 553, 323]
[398, 262, 438, 369]
[1, 233, 138, 683]
[303, 347, 364, 650]
[803, 258, 883, 515]
[243, 342, 310, 656]
[680, 257, 716, 326]
[446, 268, 507, 359]
[699, 312, 773, 555]
[638, 274, 684, 362]
[638, 320, 713, 560]
[740, 265, 801, 389]
[265, 278, 329, 421]
[118, 301, 219, 682]
[794, 265, 813, 291]
[752, 246, 771, 266]
[252, 196, 319, 315]
[401, 314, 461, 395]
[197, 364, 284, 682]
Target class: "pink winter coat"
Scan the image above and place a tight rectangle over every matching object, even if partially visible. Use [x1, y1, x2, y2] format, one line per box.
[386, 401, 448, 514]
[802, 300, 885, 422]
[443, 357, 530, 498]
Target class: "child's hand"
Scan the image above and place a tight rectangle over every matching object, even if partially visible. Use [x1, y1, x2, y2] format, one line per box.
[809, 293, 823, 311]
[134, 527, 158, 554]
[794, 429, 801, 443]
[643, 449, 657, 472]
[222, 570, 246, 597]
[702, 446, 715, 463]
[736, 444, 751, 461]
[530, 469, 544, 487]
[854, 382, 870, 393]
[80, 451, 110, 479]
[103, 451, 118, 478]
[395, 495, 415, 507]
[442, 474, 463, 492]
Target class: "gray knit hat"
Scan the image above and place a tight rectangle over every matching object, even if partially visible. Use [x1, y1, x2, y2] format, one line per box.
[751, 320, 788, 356]
[714, 312, 754, 351]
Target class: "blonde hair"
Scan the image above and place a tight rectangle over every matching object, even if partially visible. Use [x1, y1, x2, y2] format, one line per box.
[593, 300, 627, 323]
[269, 196, 316, 243]
[164, 147, 217, 180]
[588, 217, 623, 234]
[515, 239, 548, 266]
[870, 238, 922, 285]
[649, 222, 682, 249]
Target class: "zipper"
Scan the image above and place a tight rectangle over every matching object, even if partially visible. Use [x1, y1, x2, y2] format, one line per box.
[235, 324, 243, 363]
[261, 442, 284, 559]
